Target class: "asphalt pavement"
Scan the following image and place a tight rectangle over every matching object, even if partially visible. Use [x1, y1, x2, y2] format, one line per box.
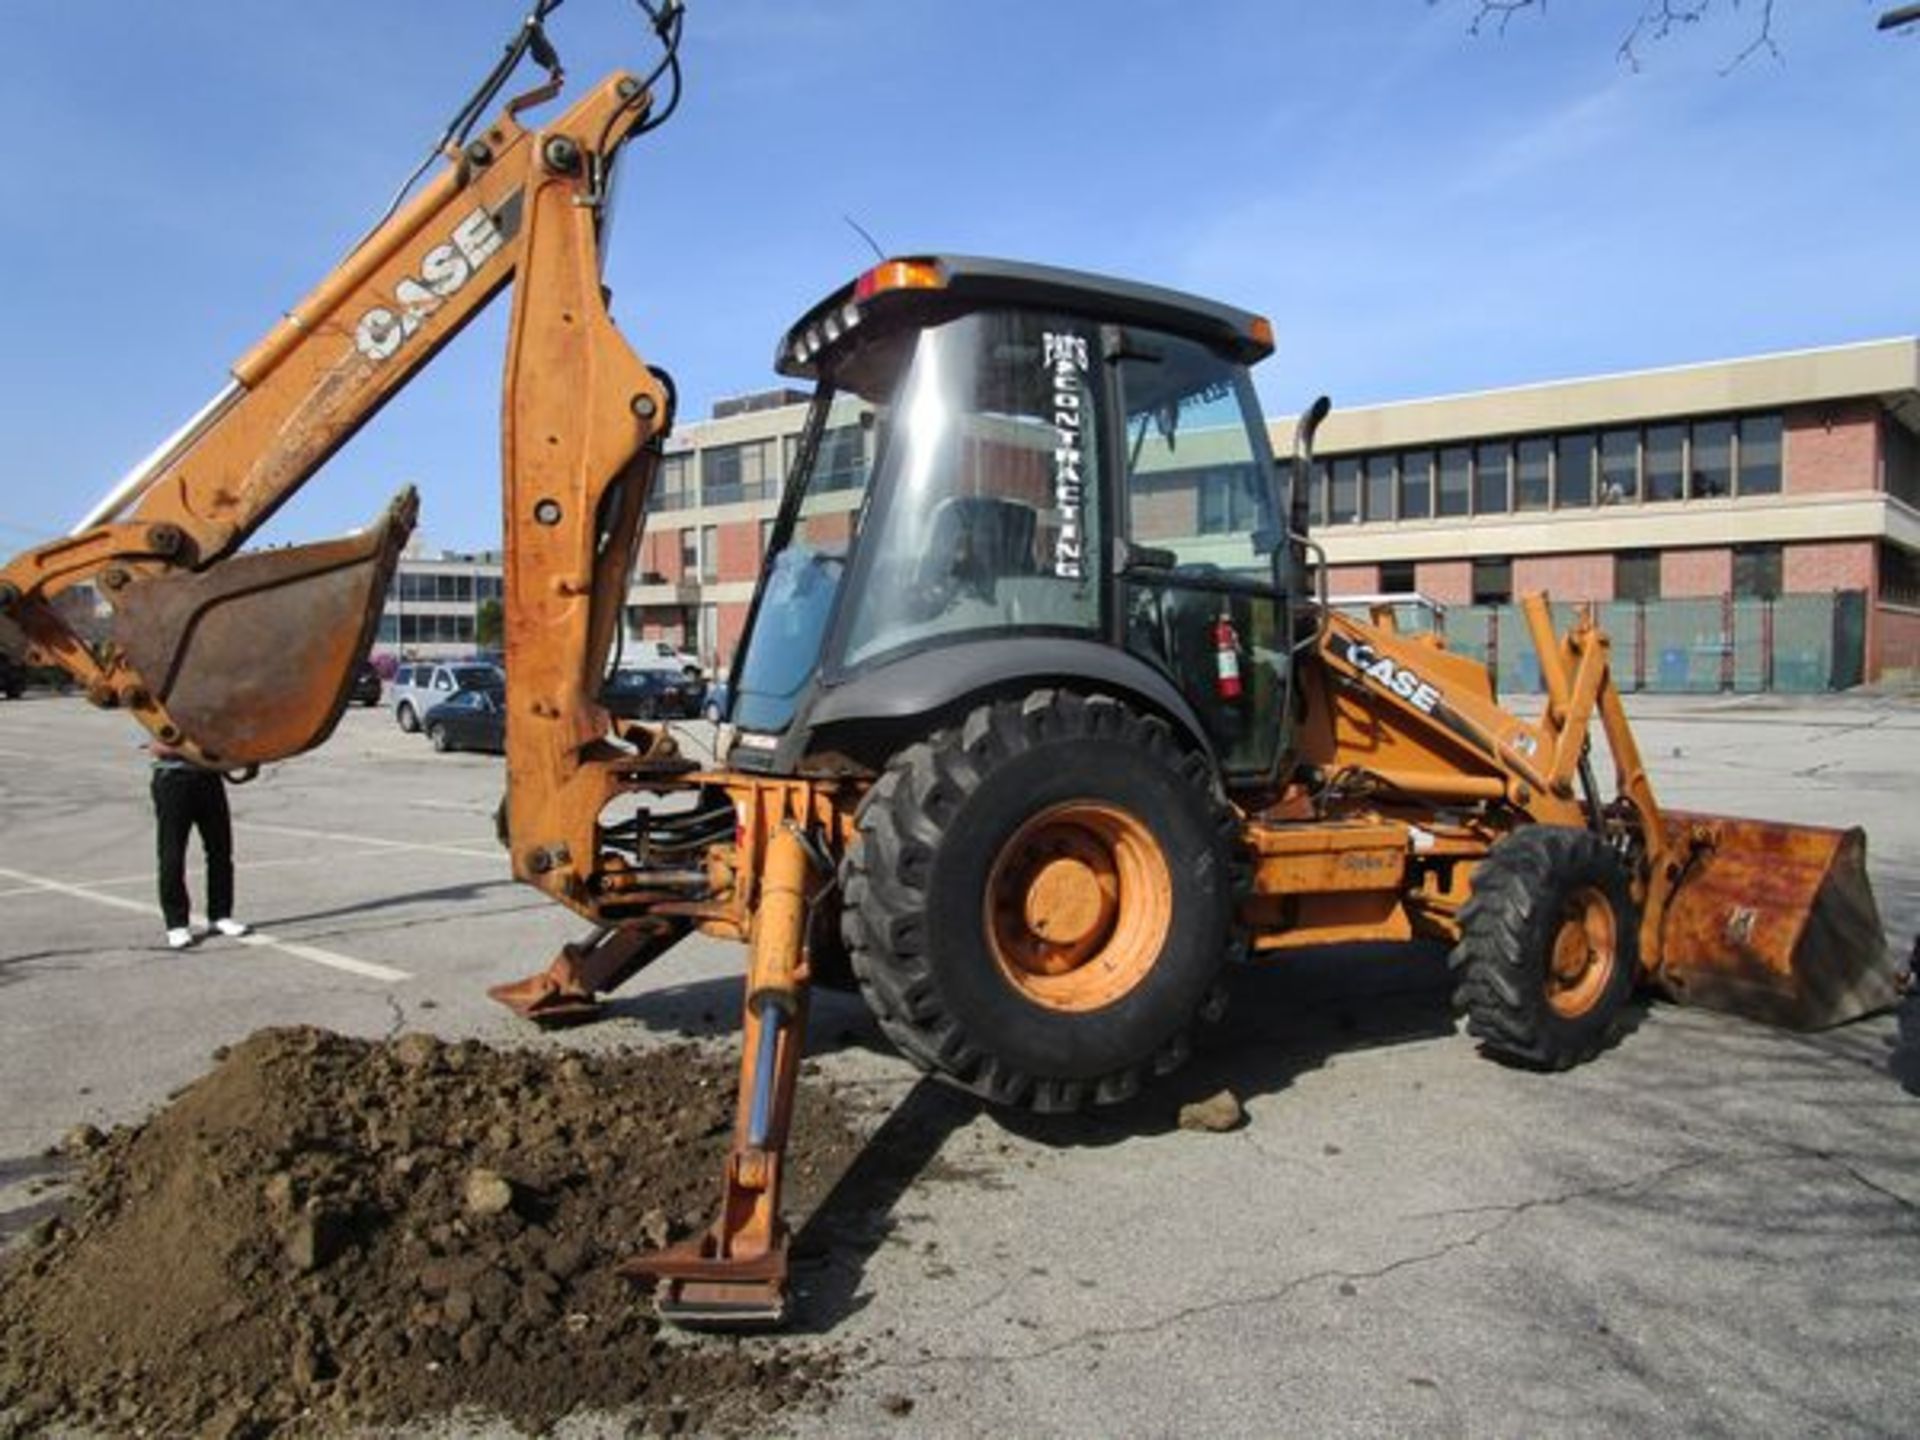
[2, 691, 1916, 1438]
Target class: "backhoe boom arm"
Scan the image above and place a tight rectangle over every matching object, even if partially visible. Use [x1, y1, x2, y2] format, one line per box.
[0, 70, 662, 795]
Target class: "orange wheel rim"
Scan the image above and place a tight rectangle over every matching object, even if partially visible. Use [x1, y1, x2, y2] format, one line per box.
[1546, 885, 1617, 1019]
[984, 801, 1172, 1012]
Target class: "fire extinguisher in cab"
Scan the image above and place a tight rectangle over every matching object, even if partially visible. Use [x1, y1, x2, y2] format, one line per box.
[1213, 609, 1242, 700]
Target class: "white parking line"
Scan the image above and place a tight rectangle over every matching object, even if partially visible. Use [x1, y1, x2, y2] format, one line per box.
[0, 865, 411, 983]
[0, 849, 401, 900]
[236, 819, 499, 860]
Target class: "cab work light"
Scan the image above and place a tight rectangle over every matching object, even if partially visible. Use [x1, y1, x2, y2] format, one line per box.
[853, 258, 946, 300]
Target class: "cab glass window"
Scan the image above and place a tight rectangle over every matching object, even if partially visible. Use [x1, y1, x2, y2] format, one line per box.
[1119, 333, 1274, 575]
[837, 309, 1104, 668]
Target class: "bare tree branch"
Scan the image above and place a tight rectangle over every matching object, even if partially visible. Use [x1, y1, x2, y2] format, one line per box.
[1453, 0, 1784, 71]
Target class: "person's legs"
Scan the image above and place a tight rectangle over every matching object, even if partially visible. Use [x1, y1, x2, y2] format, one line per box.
[196, 773, 236, 926]
[152, 770, 194, 937]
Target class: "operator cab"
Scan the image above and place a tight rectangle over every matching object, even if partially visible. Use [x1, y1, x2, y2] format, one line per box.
[728, 255, 1296, 787]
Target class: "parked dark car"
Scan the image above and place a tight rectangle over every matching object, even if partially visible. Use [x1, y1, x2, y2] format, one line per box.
[349, 660, 383, 706]
[422, 688, 505, 754]
[599, 668, 701, 720]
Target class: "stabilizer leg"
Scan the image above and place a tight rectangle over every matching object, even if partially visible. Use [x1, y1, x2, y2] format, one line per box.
[620, 822, 817, 1327]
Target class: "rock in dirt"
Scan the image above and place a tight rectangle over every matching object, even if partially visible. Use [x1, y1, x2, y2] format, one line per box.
[0, 1026, 863, 1437]
[465, 1166, 517, 1217]
[1177, 1089, 1246, 1133]
[58, 1123, 104, 1156]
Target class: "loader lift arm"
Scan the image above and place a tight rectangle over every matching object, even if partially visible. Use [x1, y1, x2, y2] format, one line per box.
[1291, 594, 1894, 1030]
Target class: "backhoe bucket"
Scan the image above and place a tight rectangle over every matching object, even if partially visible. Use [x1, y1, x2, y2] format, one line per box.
[109, 489, 416, 768]
[1651, 811, 1897, 1030]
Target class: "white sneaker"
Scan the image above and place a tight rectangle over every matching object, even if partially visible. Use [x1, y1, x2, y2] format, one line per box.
[166, 928, 195, 950]
[213, 919, 251, 938]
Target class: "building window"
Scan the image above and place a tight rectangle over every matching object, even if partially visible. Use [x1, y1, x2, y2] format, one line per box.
[1616, 550, 1661, 602]
[1600, 429, 1637, 504]
[1380, 559, 1416, 593]
[1329, 458, 1360, 525]
[1886, 418, 1920, 508]
[1310, 460, 1330, 528]
[1515, 438, 1550, 511]
[1732, 543, 1781, 599]
[679, 527, 697, 578]
[1690, 420, 1733, 498]
[647, 453, 693, 512]
[1474, 442, 1510, 515]
[1363, 456, 1394, 522]
[699, 602, 719, 664]
[1471, 556, 1512, 605]
[1438, 446, 1471, 517]
[815, 421, 867, 494]
[1882, 542, 1920, 607]
[1737, 414, 1782, 496]
[702, 439, 775, 506]
[699, 524, 718, 580]
[1555, 433, 1594, 508]
[1398, 451, 1432, 519]
[1199, 468, 1265, 535]
[1645, 423, 1684, 502]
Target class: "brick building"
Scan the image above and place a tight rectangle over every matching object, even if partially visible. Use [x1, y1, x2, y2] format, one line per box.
[630, 339, 1920, 683]
[372, 542, 504, 660]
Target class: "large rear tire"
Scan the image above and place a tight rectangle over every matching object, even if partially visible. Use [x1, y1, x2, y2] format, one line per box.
[1450, 826, 1638, 1070]
[397, 702, 420, 734]
[843, 691, 1238, 1113]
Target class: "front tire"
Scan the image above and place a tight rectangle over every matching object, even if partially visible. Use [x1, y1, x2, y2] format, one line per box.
[428, 724, 451, 753]
[1450, 826, 1639, 1070]
[843, 691, 1238, 1113]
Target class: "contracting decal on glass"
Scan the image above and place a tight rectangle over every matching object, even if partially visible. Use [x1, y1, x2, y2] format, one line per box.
[1044, 332, 1090, 579]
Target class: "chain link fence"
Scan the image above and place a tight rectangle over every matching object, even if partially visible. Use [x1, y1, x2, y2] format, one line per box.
[1336, 591, 1869, 694]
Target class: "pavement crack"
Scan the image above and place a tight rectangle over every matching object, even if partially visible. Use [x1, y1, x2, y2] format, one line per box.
[381, 994, 408, 1042]
[874, 1216, 1512, 1373]
[1410, 1152, 1737, 1223]
[1830, 1159, 1920, 1215]
[873, 1152, 1744, 1374]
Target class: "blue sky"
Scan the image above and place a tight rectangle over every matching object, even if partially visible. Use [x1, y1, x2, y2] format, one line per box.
[0, 1, 1913, 555]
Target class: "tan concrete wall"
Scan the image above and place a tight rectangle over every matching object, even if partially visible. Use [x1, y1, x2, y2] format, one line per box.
[1272, 339, 1919, 455]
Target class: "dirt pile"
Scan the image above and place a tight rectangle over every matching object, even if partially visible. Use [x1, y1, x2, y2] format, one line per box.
[0, 1027, 860, 1437]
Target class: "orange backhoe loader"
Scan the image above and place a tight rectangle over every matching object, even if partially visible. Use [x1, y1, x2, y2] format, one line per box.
[0, 1, 1897, 1329]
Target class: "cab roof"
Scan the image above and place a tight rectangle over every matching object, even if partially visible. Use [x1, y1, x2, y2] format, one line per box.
[775, 254, 1275, 380]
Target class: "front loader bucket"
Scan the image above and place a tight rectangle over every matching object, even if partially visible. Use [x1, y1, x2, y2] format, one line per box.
[1651, 811, 1897, 1030]
[109, 488, 416, 768]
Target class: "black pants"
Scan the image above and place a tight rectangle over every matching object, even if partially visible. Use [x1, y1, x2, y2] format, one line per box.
[152, 767, 233, 930]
